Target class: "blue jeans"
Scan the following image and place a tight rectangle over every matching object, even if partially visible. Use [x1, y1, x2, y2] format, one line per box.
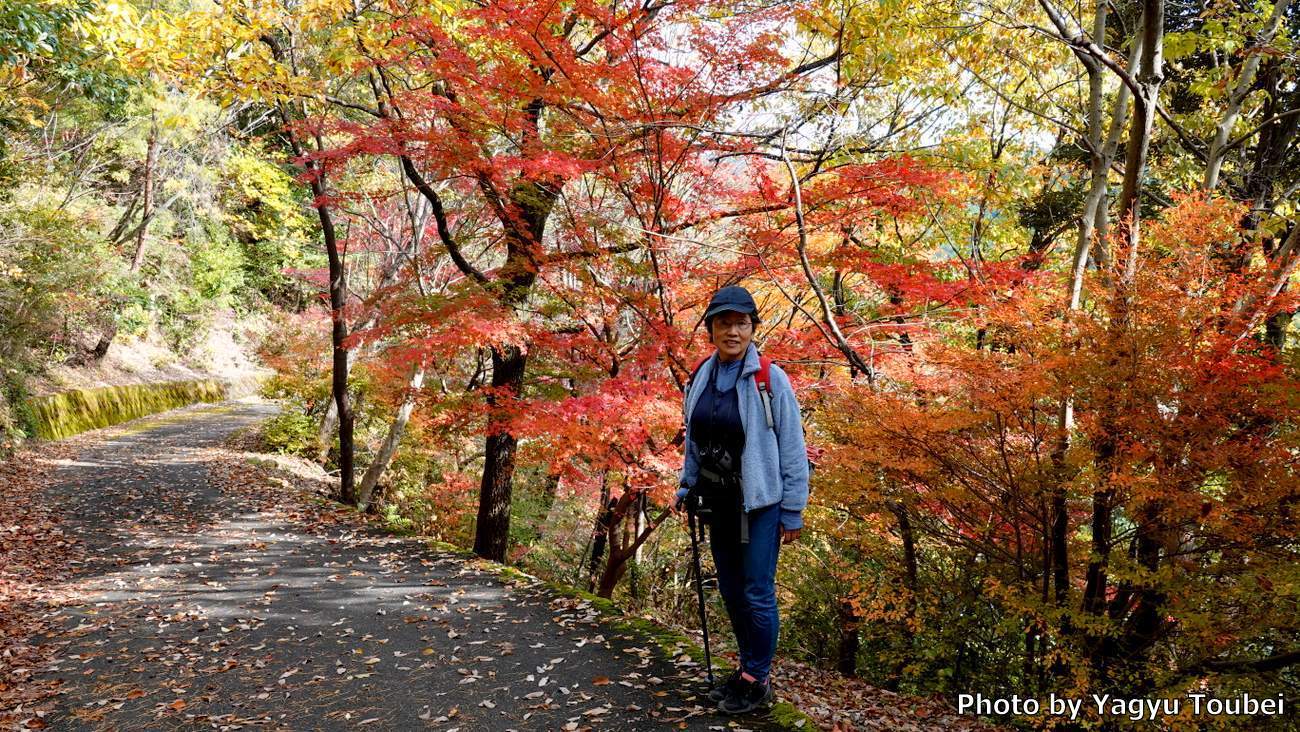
[708, 501, 781, 682]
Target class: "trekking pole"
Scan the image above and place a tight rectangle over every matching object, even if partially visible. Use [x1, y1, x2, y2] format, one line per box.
[686, 503, 715, 686]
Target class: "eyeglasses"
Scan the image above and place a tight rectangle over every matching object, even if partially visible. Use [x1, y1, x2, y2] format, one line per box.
[715, 320, 753, 333]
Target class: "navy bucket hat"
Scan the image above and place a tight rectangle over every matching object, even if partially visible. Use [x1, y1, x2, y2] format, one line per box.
[702, 285, 759, 327]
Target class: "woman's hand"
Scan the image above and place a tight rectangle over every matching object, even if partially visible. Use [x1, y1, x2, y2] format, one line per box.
[781, 527, 801, 545]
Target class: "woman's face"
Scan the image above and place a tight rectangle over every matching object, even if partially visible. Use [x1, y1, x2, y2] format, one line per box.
[710, 310, 754, 362]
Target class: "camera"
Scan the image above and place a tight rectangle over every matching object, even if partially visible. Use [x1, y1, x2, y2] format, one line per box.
[690, 441, 741, 516]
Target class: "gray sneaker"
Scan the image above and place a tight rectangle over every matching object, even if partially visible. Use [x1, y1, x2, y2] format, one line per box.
[717, 676, 773, 715]
[708, 669, 743, 702]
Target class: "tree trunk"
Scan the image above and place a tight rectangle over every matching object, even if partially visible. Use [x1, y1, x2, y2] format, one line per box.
[68, 319, 118, 365]
[836, 598, 860, 677]
[1266, 305, 1293, 349]
[1045, 2, 1144, 683]
[316, 255, 409, 462]
[78, 113, 162, 365]
[887, 497, 918, 682]
[889, 500, 918, 606]
[1203, 0, 1294, 191]
[297, 135, 354, 502]
[107, 191, 140, 245]
[1074, 30, 1140, 294]
[261, 32, 356, 506]
[1083, 0, 1163, 684]
[467, 174, 555, 559]
[539, 468, 562, 520]
[1114, 505, 1168, 690]
[1113, 0, 1164, 281]
[1023, 626, 1037, 690]
[628, 491, 644, 600]
[325, 207, 355, 504]
[595, 542, 628, 598]
[587, 477, 613, 593]
[472, 344, 527, 561]
[129, 115, 159, 274]
[89, 323, 117, 361]
[317, 399, 340, 462]
[591, 486, 671, 598]
[356, 365, 426, 512]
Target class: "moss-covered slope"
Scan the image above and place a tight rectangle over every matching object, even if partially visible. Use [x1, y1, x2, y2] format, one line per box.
[26, 379, 232, 440]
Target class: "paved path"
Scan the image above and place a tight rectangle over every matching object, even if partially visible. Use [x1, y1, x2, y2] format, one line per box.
[33, 401, 782, 731]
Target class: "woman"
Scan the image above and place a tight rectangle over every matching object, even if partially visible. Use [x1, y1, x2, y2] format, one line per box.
[675, 285, 809, 715]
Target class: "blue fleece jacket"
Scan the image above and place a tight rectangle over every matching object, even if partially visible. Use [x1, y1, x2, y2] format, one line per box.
[678, 343, 809, 530]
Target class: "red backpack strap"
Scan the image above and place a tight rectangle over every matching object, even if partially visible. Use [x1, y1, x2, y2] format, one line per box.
[756, 354, 774, 429]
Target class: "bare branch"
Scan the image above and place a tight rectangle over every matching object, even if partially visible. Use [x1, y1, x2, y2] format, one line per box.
[779, 135, 876, 382]
[398, 156, 491, 285]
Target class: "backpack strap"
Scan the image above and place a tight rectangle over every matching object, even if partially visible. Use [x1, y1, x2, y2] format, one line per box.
[755, 355, 774, 429]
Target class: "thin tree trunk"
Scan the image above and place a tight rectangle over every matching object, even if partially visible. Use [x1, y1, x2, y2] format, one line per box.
[68, 320, 118, 365]
[107, 191, 140, 245]
[586, 474, 612, 593]
[79, 114, 161, 364]
[1114, 504, 1168, 690]
[1074, 29, 1141, 294]
[1230, 223, 1300, 341]
[1023, 626, 1037, 689]
[467, 177, 553, 559]
[594, 490, 672, 598]
[1113, 0, 1164, 281]
[1203, 0, 1294, 191]
[263, 34, 355, 504]
[317, 385, 342, 462]
[1079, 0, 1163, 686]
[539, 468, 562, 520]
[1042, 8, 1153, 688]
[596, 507, 630, 599]
[324, 178, 355, 504]
[1265, 304, 1293, 349]
[887, 497, 918, 677]
[316, 254, 410, 462]
[299, 126, 356, 504]
[1048, 0, 1137, 674]
[129, 115, 159, 274]
[632, 492, 645, 566]
[781, 145, 875, 382]
[595, 550, 626, 598]
[356, 365, 426, 512]
[894, 502, 918, 612]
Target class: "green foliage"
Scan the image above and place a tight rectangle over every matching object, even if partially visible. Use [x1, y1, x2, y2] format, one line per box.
[0, 189, 130, 367]
[218, 147, 315, 305]
[0, 0, 134, 130]
[186, 218, 246, 307]
[0, 369, 38, 454]
[1017, 184, 1086, 234]
[260, 405, 319, 457]
[149, 217, 252, 352]
[512, 478, 586, 580]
